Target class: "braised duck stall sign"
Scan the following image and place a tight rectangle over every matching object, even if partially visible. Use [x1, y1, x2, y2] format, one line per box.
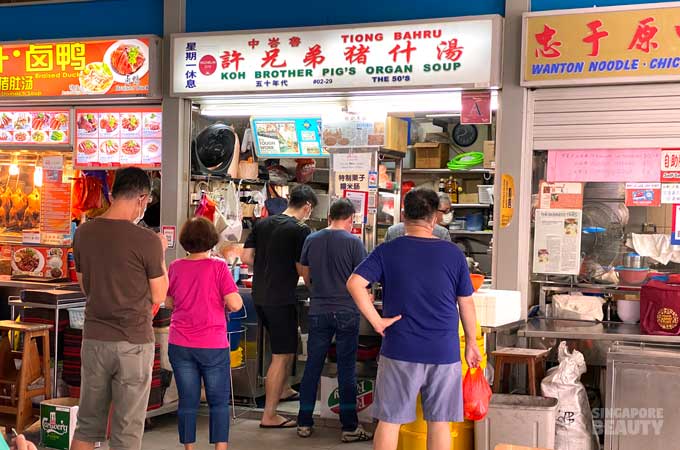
[0, 36, 161, 98]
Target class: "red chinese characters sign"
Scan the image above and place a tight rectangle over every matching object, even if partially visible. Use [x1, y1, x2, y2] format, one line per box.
[172, 17, 502, 94]
[0, 37, 156, 97]
[523, 5, 680, 86]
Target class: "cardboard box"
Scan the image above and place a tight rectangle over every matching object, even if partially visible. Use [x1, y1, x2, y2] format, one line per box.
[385, 117, 408, 153]
[472, 289, 522, 327]
[40, 398, 79, 450]
[459, 193, 479, 204]
[483, 141, 495, 169]
[414, 142, 449, 169]
[319, 376, 374, 423]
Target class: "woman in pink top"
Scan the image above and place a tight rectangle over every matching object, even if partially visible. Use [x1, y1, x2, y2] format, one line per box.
[166, 217, 243, 450]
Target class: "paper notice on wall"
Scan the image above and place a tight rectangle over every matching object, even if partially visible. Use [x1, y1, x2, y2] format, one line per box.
[533, 209, 583, 275]
[539, 182, 584, 209]
[332, 152, 372, 172]
[662, 184, 680, 204]
[625, 183, 661, 207]
[546, 149, 660, 182]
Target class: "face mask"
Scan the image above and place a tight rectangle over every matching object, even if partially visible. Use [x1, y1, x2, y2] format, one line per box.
[441, 212, 454, 226]
[134, 202, 147, 225]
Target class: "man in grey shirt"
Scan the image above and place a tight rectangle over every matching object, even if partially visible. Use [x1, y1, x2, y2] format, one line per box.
[385, 192, 452, 242]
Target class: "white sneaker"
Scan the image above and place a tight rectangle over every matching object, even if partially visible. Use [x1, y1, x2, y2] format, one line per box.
[297, 426, 313, 438]
[341, 425, 374, 443]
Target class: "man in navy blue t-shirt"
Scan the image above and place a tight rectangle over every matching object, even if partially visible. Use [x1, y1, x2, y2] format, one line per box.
[347, 188, 481, 450]
[296, 199, 372, 443]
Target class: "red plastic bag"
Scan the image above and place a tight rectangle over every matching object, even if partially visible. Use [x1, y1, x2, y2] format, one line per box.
[462, 368, 492, 421]
[195, 192, 216, 222]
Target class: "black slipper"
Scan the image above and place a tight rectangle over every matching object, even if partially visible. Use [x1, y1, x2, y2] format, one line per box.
[280, 392, 300, 402]
[260, 418, 297, 429]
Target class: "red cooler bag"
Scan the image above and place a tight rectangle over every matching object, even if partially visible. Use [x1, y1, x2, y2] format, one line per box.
[640, 280, 680, 335]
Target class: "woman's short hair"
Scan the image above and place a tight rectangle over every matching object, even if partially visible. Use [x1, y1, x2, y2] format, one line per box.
[179, 217, 220, 253]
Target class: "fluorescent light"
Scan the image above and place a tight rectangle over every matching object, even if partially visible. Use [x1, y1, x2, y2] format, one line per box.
[198, 90, 498, 118]
[34, 166, 43, 187]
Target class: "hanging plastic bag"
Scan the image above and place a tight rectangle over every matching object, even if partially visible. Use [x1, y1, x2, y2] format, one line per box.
[541, 342, 600, 450]
[295, 158, 316, 183]
[218, 181, 242, 243]
[195, 192, 216, 222]
[463, 367, 492, 421]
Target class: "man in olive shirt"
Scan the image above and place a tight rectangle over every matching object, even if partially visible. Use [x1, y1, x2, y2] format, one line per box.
[71, 168, 168, 450]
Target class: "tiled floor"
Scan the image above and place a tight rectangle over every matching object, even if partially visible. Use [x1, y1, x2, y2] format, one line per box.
[31, 407, 373, 450]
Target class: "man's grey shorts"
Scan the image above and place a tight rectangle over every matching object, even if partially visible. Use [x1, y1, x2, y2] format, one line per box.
[373, 355, 463, 424]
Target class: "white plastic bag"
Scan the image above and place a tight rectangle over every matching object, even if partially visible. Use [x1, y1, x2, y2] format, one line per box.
[541, 342, 600, 450]
[552, 295, 604, 322]
[215, 181, 242, 244]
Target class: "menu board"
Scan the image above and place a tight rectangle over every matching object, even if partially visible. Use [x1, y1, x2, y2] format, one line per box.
[0, 110, 70, 145]
[0, 37, 155, 98]
[251, 117, 325, 158]
[40, 156, 72, 247]
[74, 107, 162, 169]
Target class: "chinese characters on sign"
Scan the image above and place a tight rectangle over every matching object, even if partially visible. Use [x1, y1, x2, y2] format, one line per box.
[661, 149, 680, 182]
[173, 18, 501, 94]
[523, 5, 680, 85]
[40, 155, 72, 247]
[546, 149, 660, 183]
[0, 38, 154, 97]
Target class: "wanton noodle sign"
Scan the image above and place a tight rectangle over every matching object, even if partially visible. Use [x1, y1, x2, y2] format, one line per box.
[171, 17, 502, 95]
[523, 4, 680, 86]
[0, 37, 153, 97]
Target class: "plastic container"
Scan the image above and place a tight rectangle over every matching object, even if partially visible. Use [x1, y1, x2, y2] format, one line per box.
[470, 274, 485, 292]
[617, 299, 641, 323]
[477, 185, 494, 204]
[68, 307, 85, 330]
[465, 213, 484, 231]
[616, 266, 650, 285]
[474, 394, 558, 450]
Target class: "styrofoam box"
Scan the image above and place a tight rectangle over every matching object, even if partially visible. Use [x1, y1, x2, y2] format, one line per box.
[475, 394, 558, 450]
[472, 289, 522, 328]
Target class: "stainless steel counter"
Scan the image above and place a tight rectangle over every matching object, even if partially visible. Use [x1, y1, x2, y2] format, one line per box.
[521, 318, 680, 344]
[0, 275, 77, 290]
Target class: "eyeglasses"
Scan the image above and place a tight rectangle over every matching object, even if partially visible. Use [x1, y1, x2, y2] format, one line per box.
[140, 193, 154, 204]
[438, 208, 450, 214]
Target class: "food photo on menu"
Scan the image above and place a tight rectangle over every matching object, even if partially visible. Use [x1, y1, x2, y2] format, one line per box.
[77, 39, 149, 94]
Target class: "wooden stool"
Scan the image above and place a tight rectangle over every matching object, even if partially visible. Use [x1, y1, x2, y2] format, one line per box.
[0, 321, 53, 433]
[492, 347, 550, 396]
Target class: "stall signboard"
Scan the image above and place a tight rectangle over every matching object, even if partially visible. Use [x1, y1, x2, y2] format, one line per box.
[171, 17, 502, 95]
[539, 181, 584, 209]
[0, 37, 158, 97]
[0, 109, 70, 146]
[523, 4, 680, 86]
[533, 209, 583, 276]
[74, 107, 162, 169]
[546, 149, 660, 182]
[625, 183, 661, 207]
[251, 117, 324, 158]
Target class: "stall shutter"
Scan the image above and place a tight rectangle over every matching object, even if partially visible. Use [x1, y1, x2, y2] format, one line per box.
[530, 84, 680, 150]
